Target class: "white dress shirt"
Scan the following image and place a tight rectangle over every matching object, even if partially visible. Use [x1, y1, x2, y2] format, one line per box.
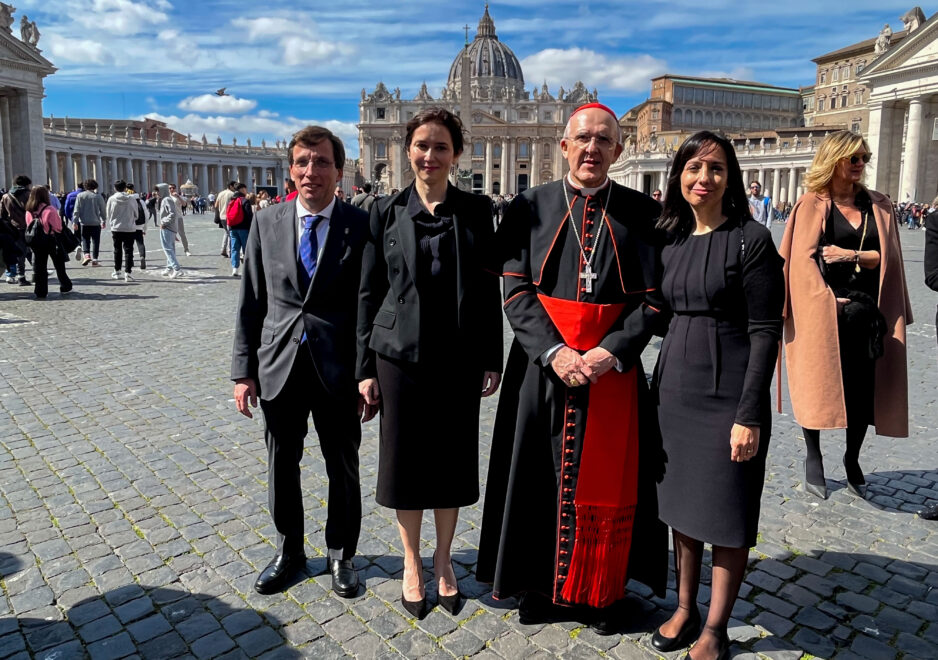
[295, 196, 334, 261]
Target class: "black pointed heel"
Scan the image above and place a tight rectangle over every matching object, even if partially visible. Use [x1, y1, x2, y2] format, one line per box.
[843, 459, 867, 498]
[401, 593, 427, 619]
[434, 550, 462, 615]
[804, 459, 827, 500]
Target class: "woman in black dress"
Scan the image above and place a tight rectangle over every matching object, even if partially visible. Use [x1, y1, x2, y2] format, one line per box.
[652, 132, 784, 660]
[357, 108, 503, 619]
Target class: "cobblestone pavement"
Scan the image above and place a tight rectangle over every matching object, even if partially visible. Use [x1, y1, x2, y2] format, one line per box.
[0, 218, 936, 660]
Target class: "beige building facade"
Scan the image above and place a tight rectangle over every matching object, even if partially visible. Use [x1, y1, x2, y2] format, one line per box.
[357, 6, 597, 195]
[0, 4, 55, 189]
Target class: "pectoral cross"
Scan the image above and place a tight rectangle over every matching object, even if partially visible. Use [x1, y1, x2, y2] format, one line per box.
[579, 267, 597, 294]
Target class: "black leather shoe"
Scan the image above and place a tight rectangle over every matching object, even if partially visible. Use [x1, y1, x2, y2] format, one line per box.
[329, 558, 360, 598]
[590, 600, 631, 636]
[804, 460, 827, 500]
[686, 628, 730, 660]
[254, 551, 306, 595]
[518, 592, 552, 625]
[919, 503, 938, 520]
[652, 608, 701, 651]
[433, 551, 462, 615]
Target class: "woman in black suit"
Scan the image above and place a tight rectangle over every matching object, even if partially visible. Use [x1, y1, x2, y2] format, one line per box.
[357, 107, 503, 618]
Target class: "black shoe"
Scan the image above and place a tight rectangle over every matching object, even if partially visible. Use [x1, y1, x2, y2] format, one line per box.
[401, 593, 427, 619]
[254, 550, 306, 595]
[518, 592, 551, 625]
[843, 459, 866, 498]
[433, 551, 462, 615]
[590, 600, 632, 636]
[919, 503, 938, 520]
[329, 558, 359, 598]
[804, 459, 827, 500]
[652, 608, 702, 651]
[686, 628, 730, 660]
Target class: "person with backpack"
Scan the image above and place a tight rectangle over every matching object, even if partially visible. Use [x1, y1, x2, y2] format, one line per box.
[0, 174, 32, 285]
[157, 183, 183, 278]
[126, 183, 148, 270]
[105, 180, 140, 282]
[25, 186, 72, 299]
[227, 182, 253, 277]
[350, 182, 376, 213]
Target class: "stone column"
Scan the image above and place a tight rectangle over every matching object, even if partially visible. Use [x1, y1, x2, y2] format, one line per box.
[63, 153, 75, 191]
[484, 138, 493, 194]
[657, 170, 667, 192]
[79, 154, 88, 183]
[47, 151, 60, 193]
[771, 168, 781, 205]
[757, 168, 765, 189]
[109, 157, 118, 191]
[0, 98, 8, 188]
[900, 97, 924, 202]
[786, 166, 797, 204]
[508, 139, 516, 194]
[531, 140, 539, 187]
[200, 164, 208, 194]
[499, 138, 508, 194]
[183, 161, 192, 184]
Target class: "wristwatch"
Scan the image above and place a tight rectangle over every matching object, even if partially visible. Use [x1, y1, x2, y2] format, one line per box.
[854, 250, 860, 263]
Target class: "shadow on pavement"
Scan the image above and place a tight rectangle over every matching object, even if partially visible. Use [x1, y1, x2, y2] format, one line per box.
[7, 583, 304, 659]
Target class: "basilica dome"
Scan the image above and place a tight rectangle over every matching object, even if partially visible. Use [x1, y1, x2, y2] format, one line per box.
[447, 5, 524, 95]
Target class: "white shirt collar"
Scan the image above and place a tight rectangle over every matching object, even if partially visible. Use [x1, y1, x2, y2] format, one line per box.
[295, 195, 336, 222]
[565, 173, 610, 196]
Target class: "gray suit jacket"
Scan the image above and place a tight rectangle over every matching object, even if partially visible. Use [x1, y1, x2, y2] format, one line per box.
[231, 199, 369, 400]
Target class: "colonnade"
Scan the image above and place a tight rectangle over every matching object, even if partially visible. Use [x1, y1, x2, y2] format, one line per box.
[44, 150, 281, 196]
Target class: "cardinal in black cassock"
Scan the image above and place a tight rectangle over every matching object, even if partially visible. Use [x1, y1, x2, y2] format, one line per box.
[477, 103, 668, 624]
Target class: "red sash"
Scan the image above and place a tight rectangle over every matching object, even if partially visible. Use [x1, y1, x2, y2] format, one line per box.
[538, 294, 639, 608]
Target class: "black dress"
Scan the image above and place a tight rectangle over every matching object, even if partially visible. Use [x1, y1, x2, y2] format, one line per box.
[821, 201, 881, 427]
[655, 219, 784, 548]
[375, 192, 483, 510]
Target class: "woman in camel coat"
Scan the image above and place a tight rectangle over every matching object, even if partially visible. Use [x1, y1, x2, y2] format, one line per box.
[779, 130, 912, 501]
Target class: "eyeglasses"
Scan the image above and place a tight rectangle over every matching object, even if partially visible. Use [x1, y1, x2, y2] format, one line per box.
[749, 185, 761, 190]
[566, 134, 617, 149]
[292, 158, 335, 171]
[848, 153, 872, 165]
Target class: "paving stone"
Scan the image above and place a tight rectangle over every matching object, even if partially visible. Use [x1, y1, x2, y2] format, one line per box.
[322, 613, 367, 642]
[836, 591, 881, 614]
[78, 614, 123, 644]
[190, 629, 237, 659]
[87, 631, 136, 660]
[126, 613, 173, 643]
[850, 633, 896, 660]
[235, 625, 284, 656]
[113, 596, 154, 624]
[136, 631, 189, 660]
[176, 612, 222, 643]
[439, 627, 485, 656]
[752, 611, 795, 637]
[794, 605, 836, 631]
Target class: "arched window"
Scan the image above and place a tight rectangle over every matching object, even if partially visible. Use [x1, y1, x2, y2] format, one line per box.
[695, 110, 703, 126]
[704, 111, 713, 126]
[542, 142, 551, 158]
[376, 140, 387, 158]
[518, 141, 530, 158]
[674, 108, 683, 125]
[473, 140, 484, 157]
[714, 111, 721, 126]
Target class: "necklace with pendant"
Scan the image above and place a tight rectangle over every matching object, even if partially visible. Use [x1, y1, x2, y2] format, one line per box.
[562, 182, 612, 294]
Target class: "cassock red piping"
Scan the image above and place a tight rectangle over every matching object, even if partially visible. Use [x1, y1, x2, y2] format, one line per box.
[643, 302, 661, 313]
[504, 290, 531, 306]
[602, 213, 627, 294]
[534, 209, 571, 287]
[502, 271, 526, 278]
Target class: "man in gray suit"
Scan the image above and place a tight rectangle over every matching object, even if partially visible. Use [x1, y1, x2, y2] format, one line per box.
[231, 125, 373, 596]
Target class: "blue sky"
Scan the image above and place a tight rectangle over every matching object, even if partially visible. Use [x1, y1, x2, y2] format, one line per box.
[27, 0, 924, 158]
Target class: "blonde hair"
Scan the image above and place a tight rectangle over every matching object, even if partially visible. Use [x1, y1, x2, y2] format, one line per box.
[803, 130, 870, 193]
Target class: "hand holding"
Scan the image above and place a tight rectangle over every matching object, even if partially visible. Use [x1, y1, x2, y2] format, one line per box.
[551, 346, 592, 387]
[357, 378, 381, 423]
[234, 378, 257, 419]
[481, 371, 502, 397]
[730, 423, 760, 462]
[835, 297, 851, 314]
[821, 245, 853, 264]
[581, 347, 617, 382]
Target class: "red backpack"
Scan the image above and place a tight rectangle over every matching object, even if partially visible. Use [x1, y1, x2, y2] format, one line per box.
[226, 197, 244, 227]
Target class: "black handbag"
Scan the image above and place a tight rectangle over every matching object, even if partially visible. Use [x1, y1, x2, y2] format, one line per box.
[58, 224, 80, 253]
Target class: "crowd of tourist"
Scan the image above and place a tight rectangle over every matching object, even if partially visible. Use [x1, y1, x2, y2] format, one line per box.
[3, 107, 937, 658]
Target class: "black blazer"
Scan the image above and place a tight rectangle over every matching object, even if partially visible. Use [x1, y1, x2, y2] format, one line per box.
[356, 184, 503, 379]
[925, 210, 938, 324]
[231, 199, 369, 399]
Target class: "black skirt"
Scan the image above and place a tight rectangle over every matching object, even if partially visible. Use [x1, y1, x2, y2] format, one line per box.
[375, 354, 483, 510]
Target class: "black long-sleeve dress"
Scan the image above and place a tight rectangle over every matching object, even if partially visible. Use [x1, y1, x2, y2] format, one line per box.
[925, 210, 938, 336]
[655, 218, 784, 548]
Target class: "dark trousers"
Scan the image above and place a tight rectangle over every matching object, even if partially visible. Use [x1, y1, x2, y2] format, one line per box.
[259, 348, 362, 558]
[135, 230, 146, 260]
[112, 232, 135, 273]
[32, 244, 71, 298]
[81, 225, 101, 260]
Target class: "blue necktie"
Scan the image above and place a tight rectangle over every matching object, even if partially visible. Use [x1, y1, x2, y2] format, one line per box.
[298, 214, 322, 292]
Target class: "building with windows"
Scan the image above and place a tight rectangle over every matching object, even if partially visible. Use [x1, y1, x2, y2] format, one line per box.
[357, 5, 597, 195]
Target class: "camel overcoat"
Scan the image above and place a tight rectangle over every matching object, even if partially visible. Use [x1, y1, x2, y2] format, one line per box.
[778, 188, 912, 437]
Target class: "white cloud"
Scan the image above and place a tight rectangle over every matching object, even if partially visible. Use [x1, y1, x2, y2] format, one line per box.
[521, 48, 667, 93]
[138, 112, 360, 157]
[74, 0, 171, 34]
[45, 34, 114, 65]
[231, 15, 356, 66]
[178, 94, 258, 114]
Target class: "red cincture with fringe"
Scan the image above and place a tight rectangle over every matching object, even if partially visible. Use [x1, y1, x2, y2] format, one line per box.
[538, 294, 640, 609]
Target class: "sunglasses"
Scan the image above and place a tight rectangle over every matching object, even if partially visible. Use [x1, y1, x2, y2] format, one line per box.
[849, 153, 872, 165]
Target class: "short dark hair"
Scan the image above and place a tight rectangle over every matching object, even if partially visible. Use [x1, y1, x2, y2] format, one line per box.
[126, 182, 135, 191]
[227, 180, 238, 189]
[114, 180, 127, 192]
[288, 126, 345, 171]
[658, 130, 750, 236]
[236, 183, 247, 191]
[25, 185, 50, 213]
[77, 182, 85, 190]
[362, 183, 372, 193]
[13, 175, 30, 187]
[404, 107, 464, 155]
[84, 179, 98, 191]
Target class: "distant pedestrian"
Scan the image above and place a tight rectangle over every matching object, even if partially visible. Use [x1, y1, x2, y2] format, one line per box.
[126, 183, 148, 270]
[25, 185, 72, 299]
[157, 183, 183, 278]
[170, 184, 192, 256]
[0, 174, 32, 285]
[105, 180, 139, 282]
[73, 179, 106, 266]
